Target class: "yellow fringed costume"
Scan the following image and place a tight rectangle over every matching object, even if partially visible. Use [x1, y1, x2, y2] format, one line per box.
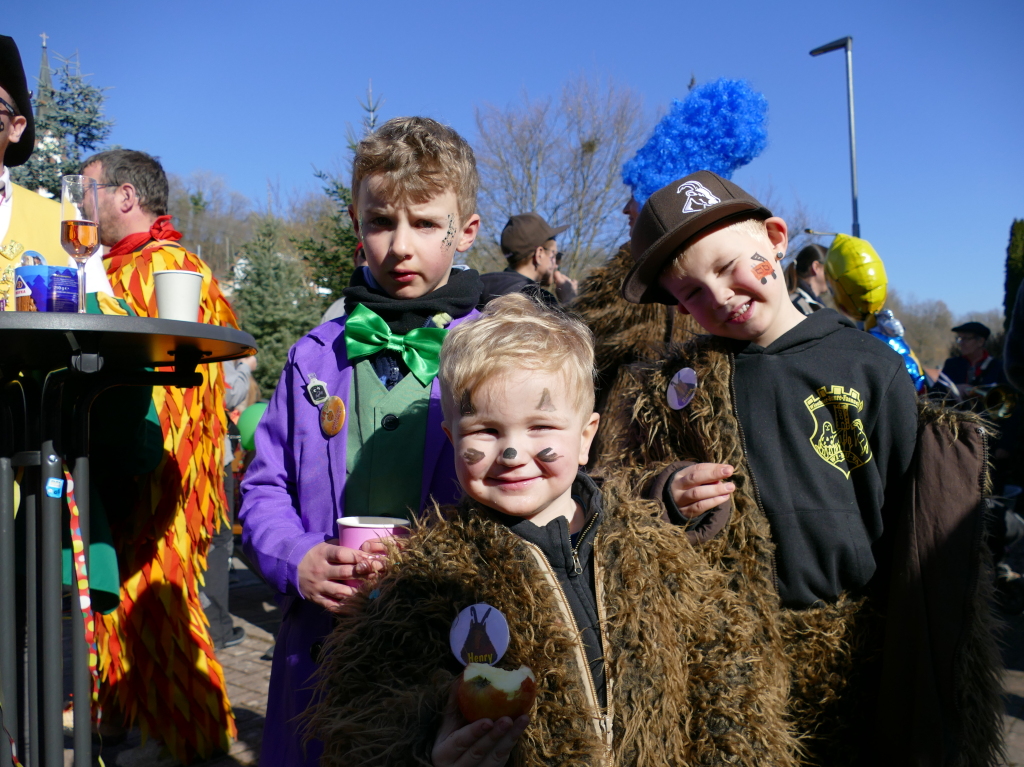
[1, 182, 65, 310]
[98, 216, 238, 763]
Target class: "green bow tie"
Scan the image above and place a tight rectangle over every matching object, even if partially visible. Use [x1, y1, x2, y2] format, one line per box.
[344, 304, 448, 386]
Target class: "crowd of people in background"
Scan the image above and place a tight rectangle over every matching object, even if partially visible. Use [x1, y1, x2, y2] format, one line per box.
[2, 31, 1022, 767]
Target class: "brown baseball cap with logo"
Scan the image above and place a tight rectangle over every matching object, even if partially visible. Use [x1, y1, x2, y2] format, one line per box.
[622, 170, 772, 304]
[500, 213, 569, 261]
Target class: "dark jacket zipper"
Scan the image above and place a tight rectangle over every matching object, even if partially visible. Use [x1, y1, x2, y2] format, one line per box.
[519, 540, 609, 730]
[570, 510, 599, 576]
[729, 352, 780, 592]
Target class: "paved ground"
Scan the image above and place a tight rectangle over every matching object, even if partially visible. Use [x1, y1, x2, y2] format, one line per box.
[60, 543, 1024, 766]
[63, 553, 282, 767]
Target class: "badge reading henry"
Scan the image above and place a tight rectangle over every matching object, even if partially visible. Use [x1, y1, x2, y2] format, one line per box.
[450, 603, 510, 666]
[320, 395, 346, 437]
[667, 367, 698, 410]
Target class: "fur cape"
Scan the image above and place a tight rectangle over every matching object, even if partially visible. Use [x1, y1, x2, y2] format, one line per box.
[570, 243, 701, 462]
[310, 483, 800, 767]
[594, 336, 1004, 766]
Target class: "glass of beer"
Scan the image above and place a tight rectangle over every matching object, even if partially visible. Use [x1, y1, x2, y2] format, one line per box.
[60, 175, 100, 313]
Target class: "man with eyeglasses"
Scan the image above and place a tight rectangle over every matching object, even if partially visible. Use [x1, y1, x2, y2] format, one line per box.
[479, 212, 577, 307]
[941, 321, 1004, 396]
[79, 148, 241, 763]
[0, 35, 64, 311]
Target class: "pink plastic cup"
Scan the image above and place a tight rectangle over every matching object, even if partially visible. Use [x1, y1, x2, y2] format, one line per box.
[337, 516, 409, 587]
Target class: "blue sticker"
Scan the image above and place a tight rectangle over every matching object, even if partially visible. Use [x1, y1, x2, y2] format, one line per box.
[667, 367, 698, 410]
[45, 478, 65, 498]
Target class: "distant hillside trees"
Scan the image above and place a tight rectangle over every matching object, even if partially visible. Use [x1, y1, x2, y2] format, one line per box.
[291, 171, 359, 314]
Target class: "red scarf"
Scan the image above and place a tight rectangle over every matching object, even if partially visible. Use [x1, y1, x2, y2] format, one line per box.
[968, 350, 991, 385]
[106, 215, 183, 257]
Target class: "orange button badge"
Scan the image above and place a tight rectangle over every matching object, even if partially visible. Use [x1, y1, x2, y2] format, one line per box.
[320, 395, 346, 437]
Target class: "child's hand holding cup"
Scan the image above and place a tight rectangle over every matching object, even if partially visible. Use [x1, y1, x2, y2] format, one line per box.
[337, 516, 409, 587]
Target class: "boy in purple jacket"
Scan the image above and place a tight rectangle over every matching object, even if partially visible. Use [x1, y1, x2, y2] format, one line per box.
[239, 116, 484, 765]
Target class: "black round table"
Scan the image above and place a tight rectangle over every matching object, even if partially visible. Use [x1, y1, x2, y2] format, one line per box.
[0, 312, 256, 767]
[0, 311, 256, 374]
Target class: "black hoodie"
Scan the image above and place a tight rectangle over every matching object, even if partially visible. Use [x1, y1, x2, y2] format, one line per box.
[726, 308, 919, 608]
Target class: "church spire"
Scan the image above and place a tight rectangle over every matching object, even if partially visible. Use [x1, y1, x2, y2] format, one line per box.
[35, 32, 55, 122]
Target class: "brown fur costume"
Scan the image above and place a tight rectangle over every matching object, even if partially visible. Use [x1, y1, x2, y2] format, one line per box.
[570, 243, 701, 462]
[594, 336, 1004, 766]
[310, 480, 800, 767]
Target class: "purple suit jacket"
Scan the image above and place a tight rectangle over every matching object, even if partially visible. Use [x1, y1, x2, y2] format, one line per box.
[239, 311, 476, 766]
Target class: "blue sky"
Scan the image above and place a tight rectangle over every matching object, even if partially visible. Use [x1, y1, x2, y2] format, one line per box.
[8, 0, 1023, 316]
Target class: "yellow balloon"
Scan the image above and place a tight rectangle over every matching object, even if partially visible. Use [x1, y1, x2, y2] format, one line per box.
[824, 234, 887, 321]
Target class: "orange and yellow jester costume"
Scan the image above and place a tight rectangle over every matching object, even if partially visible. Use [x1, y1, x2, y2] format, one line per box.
[98, 216, 238, 762]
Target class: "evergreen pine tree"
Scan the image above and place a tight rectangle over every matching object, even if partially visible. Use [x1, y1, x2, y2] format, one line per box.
[1006, 219, 1024, 328]
[291, 170, 360, 311]
[234, 216, 322, 393]
[291, 82, 382, 311]
[12, 53, 113, 197]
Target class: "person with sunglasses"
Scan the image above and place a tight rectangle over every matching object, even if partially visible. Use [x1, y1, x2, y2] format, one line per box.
[0, 35, 65, 311]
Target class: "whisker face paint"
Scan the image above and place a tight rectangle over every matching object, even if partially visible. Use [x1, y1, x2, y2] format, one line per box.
[536, 448, 560, 463]
[536, 388, 556, 412]
[463, 448, 485, 465]
[502, 448, 517, 460]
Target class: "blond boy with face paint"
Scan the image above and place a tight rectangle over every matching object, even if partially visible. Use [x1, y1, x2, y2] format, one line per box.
[613, 171, 1001, 763]
[620, 170, 919, 610]
[309, 293, 800, 767]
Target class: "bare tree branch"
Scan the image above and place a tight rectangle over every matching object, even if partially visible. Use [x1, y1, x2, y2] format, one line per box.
[469, 74, 648, 278]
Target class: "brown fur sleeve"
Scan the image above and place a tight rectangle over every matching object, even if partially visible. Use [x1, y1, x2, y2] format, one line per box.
[308, 535, 463, 766]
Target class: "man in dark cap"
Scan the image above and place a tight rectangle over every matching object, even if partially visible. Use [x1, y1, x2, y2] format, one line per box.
[941, 320, 1004, 394]
[0, 35, 63, 310]
[479, 212, 576, 307]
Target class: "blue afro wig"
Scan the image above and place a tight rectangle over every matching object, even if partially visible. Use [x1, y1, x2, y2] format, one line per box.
[622, 78, 768, 204]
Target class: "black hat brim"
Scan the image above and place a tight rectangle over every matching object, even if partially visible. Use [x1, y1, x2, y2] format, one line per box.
[621, 201, 771, 305]
[0, 36, 35, 168]
[951, 322, 991, 340]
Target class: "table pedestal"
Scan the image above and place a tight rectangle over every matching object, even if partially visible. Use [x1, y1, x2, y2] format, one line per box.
[0, 313, 255, 767]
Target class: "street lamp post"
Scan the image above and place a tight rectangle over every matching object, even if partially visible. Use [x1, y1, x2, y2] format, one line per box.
[810, 36, 860, 238]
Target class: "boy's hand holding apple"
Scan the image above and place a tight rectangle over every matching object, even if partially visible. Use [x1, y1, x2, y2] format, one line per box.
[432, 678, 530, 767]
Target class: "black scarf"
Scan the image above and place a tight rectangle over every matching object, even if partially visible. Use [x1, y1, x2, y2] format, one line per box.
[343, 267, 484, 334]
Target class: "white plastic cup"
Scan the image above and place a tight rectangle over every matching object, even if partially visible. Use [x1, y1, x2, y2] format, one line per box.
[153, 270, 202, 322]
[337, 516, 409, 586]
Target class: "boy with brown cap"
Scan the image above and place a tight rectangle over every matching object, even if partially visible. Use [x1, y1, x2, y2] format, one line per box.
[604, 170, 1002, 765]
